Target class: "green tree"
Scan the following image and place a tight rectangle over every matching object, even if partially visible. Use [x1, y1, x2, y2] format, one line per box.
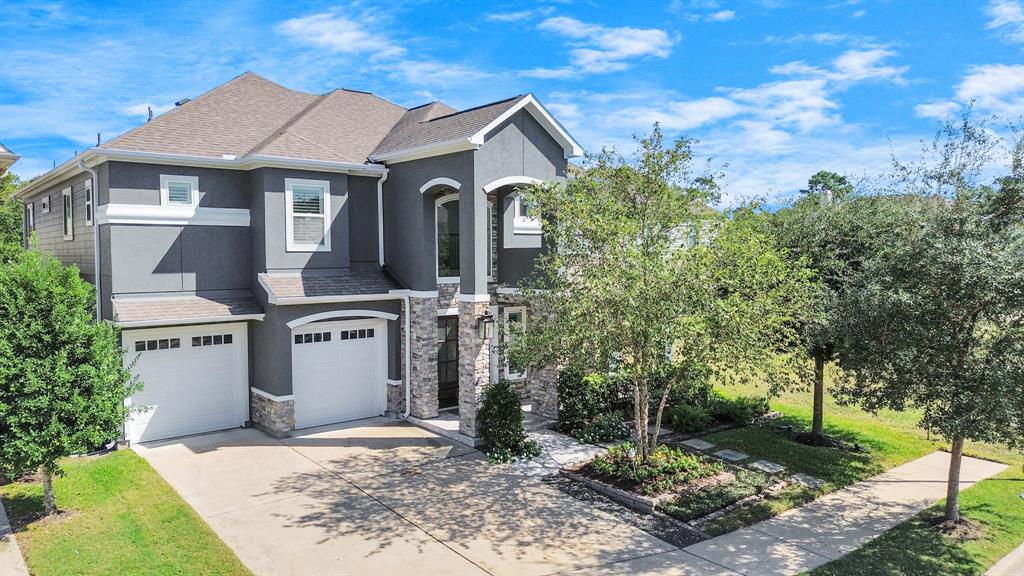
[0, 248, 138, 514]
[803, 170, 854, 202]
[0, 172, 24, 247]
[515, 127, 813, 462]
[837, 116, 1024, 523]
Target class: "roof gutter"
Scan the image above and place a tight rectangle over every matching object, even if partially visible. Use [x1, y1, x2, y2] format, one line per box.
[77, 158, 102, 322]
[16, 148, 388, 200]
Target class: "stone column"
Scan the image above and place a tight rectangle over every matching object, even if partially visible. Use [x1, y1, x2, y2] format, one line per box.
[458, 298, 493, 437]
[250, 390, 295, 438]
[408, 294, 439, 419]
[529, 366, 559, 420]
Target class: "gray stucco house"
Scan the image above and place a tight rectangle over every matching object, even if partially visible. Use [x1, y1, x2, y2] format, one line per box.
[15, 72, 581, 444]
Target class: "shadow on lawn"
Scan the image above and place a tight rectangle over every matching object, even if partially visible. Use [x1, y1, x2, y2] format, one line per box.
[0, 487, 45, 532]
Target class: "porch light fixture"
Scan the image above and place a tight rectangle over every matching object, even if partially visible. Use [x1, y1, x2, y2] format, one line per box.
[477, 312, 495, 339]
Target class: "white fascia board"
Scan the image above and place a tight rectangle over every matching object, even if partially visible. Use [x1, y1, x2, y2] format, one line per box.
[470, 94, 585, 159]
[15, 148, 387, 200]
[97, 204, 250, 227]
[368, 139, 478, 164]
[115, 313, 265, 328]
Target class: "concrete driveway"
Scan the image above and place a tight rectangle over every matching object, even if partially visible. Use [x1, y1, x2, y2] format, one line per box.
[133, 419, 729, 576]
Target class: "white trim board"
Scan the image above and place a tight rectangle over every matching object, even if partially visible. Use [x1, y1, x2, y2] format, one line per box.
[286, 309, 399, 329]
[419, 177, 462, 193]
[482, 175, 542, 193]
[251, 387, 295, 402]
[96, 204, 250, 227]
[114, 313, 265, 329]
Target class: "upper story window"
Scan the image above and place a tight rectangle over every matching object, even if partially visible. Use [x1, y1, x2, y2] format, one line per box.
[84, 179, 94, 227]
[62, 187, 73, 241]
[160, 174, 199, 207]
[285, 178, 331, 252]
[41, 195, 50, 213]
[513, 193, 541, 235]
[436, 193, 459, 281]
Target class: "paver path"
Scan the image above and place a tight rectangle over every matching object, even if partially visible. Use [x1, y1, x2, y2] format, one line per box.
[598, 451, 1005, 575]
[0, 498, 29, 576]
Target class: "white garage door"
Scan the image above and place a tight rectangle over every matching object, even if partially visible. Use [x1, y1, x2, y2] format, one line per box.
[292, 319, 387, 429]
[125, 323, 248, 444]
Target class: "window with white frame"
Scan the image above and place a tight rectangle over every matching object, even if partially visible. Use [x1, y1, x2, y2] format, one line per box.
[504, 306, 527, 379]
[487, 201, 494, 281]
[25, 203, 34, 233]
[285, 178, 331, 252]
[41, 195, 50, 213]
[84, 179, 94, 226]
[436, 193, 459, 281]
[513, 193, 541, 234]
[62, 187, 73, 241]
[159, 174, 198, 207]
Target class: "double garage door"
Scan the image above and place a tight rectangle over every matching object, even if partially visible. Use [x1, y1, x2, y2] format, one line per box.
[124, 323, 248, 444]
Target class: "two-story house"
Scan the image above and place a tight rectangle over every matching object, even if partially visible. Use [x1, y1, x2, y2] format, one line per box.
[15, 72, 581, 444]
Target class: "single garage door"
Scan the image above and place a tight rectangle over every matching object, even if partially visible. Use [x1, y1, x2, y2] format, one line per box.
[292, 319, 387, 429]
[124, 323, 248, 444]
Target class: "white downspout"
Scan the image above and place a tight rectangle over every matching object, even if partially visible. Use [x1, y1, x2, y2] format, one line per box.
[402, 292, 411, 418]
[77, 159, 101, 322]
[376, 169, 389, 267]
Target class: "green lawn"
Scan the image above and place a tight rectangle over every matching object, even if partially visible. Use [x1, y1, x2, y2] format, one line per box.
[0, 450, 250, 576]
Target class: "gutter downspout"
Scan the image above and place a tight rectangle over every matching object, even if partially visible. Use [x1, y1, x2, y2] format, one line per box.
[401, 292, 411, 418]
[376, 169, 389, 268]
[77, 159, 101, 322]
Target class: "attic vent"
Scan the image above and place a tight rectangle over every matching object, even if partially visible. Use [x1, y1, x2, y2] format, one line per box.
[175, 98, 191, 107]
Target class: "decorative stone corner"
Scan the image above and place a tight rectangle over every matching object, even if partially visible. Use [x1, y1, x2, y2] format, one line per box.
[458, 299, 493, 437]
[386, 380, 406, 415]
[528, 365, 559, 420]
[408, 295, 439, 419]
[250, 389, 294, 438]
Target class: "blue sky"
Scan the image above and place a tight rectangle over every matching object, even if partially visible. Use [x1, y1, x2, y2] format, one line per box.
[2, 0, 1022, 202]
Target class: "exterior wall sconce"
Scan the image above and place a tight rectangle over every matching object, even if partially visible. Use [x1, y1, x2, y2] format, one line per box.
[477, 313, 495, 339]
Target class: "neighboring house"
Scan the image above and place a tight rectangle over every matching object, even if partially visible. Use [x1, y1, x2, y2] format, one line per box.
[0, 143, 18, 174]
[14, 72, 581, 444]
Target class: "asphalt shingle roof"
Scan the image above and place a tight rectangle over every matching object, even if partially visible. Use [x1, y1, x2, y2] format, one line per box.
[113, 292, 264, 324]
[259, 269, 401, 299]
[372, 95, 526, 156]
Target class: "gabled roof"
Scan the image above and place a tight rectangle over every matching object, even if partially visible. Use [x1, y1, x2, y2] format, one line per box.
[0, 142, 18, 172]
[373, 96, 526, 156]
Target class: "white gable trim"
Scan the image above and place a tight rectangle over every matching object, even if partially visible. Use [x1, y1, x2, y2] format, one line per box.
[419, 177, 462, 193]
[286, 309, 399, 329]
[482, 176, 542, 194]
[470, 94, 584, 159]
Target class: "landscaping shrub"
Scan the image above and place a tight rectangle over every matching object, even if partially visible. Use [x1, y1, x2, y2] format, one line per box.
[710, 394, 770, 424]
[478, 379, 541, 463]
[576, 413, 631, 444]
[661, 468, 772, 522]
[666, 403, 714, 433]
[587, 442, 723, 495]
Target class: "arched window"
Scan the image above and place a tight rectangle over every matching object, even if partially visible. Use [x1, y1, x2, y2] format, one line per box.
[436, 193, 459, 281]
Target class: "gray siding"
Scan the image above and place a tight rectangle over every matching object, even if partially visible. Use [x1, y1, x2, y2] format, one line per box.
[250, 298, 402, 397]
[347, 175, 380, 265]
[105, 161, 249, 208]
[22, 171, 97, 282]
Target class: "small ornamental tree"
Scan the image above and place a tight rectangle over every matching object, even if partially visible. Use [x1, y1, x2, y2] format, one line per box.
[837, 116, 1024, 523]
[514, 127, 814, 463]
[0, 248, 138, 514]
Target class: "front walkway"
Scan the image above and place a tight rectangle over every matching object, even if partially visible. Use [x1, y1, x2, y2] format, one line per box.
[0, 497, 29, 576]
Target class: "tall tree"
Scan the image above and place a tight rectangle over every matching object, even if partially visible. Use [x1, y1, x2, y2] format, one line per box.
[515, 127, 813, 462]
[837, 117, 1024, 522]
[0, 172, 24, 247]
[0, 249, 138, 514]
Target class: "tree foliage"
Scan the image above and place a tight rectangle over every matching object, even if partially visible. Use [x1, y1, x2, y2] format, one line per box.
[0, 248, 138, 513]
[515, 127, 814, 462]
[837, 115, 1024, 521]
[0, 172, 24, 247]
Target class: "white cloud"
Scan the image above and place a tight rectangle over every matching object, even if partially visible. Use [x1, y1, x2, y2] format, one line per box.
[620, 97, 744, 131]
[729, 79, 839, 132]
[985, 0, 1024, 43]
[852, 9, 866, 17]
[769, 49, 908, 85]
[914, 101, 960, 120]
[707, 10, 736, 22]
[532, 16, 675, 77]
[388, 60, 493, 86]
[275, 12, 405, 59]
[485, 8, 554, 22]
[121, 102, 174, 119]
[955, 64, 1024, 119]
[762, 32, 858, 44]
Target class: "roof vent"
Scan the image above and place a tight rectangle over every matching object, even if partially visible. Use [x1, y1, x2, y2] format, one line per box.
[175, 98, 191, 107]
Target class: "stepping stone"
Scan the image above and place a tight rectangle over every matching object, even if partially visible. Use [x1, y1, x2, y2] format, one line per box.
[790, 472, 826, 489]
[713, 449, 749, 462]
[749, 459, 786, 474]
[681, 438, 715, 451]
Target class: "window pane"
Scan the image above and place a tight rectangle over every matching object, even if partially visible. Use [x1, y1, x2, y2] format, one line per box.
[135, 341, 145, 352]
[192, 337, 202, 347]
[168, 182, 191, 204]
[223, 334, 232, 344]
[291, 186, 324, 214]
[437, 199, 459, 277]
[292, 215, 325, 245]
[170, 338, 180, 349]
[213, 334, 223, 345]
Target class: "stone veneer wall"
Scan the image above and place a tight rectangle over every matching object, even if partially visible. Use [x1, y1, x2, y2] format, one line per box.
[458, 300, 493, 437]
[386, 381, 406, 414]
[408, 295, 439, 418]
[437, 283, 459, 312]
[251, 391, 294, 438]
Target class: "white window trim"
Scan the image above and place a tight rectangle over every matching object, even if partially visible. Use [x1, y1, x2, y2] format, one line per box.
[84, 179, 94, 227]
[159, 174, 199, 207]
[41, 195, 50, 214]
[487, 200, 494, 282]
[503, 306, 527, 380]
[513, 193, 542, 235]
[285, 177, 331, 252]
[26, 202, 35, 232]
[62, 187, 73, 241]
[435, 192, 459, 283]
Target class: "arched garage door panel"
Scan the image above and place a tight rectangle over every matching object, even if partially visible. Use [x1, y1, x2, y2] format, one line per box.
[292, 319, 387, 429]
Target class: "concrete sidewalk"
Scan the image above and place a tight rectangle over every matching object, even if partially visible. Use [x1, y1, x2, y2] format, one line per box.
[986, 540, 1024, 576]
[0, 498, 29, 576]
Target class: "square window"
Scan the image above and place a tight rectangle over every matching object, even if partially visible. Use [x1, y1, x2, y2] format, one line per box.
[340, 331, 349, 340]
[323, 332, 332, 342]
[170, 338, 180, 349]
[223, 334, 233, 344]
[358, 329, 366, 338]
[350, 330, 358, 339]
[135, 341, 145, 352]
[158, 339, 169, 350]
[294, 334, 302, 345]
[313, 332, 322, 343]
[213, 334, 223, 345]
[203, 335, 212, 346]
[147, 340, 157, 351]
[303, 333, 313, 344]
[367, 328, 374, 338]
[192, 337, 201, 347]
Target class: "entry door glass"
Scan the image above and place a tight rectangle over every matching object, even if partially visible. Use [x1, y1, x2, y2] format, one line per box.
[437, 316, 459, 409]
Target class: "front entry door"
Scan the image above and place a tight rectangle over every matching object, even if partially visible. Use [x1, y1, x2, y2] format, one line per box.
[437, 315, 459, 409]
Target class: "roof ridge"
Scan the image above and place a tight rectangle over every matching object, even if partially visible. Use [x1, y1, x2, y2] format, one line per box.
[246, 92, 332, 157]
[423, 95, 524, 124]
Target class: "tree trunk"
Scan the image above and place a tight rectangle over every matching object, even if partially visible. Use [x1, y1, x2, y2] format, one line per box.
[944, 437, 964, 522]
[811, 351, 825, 437]
[650, 381, 674, 452]
[40, 465, 57, 516]
[634, 376, 651, 462]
